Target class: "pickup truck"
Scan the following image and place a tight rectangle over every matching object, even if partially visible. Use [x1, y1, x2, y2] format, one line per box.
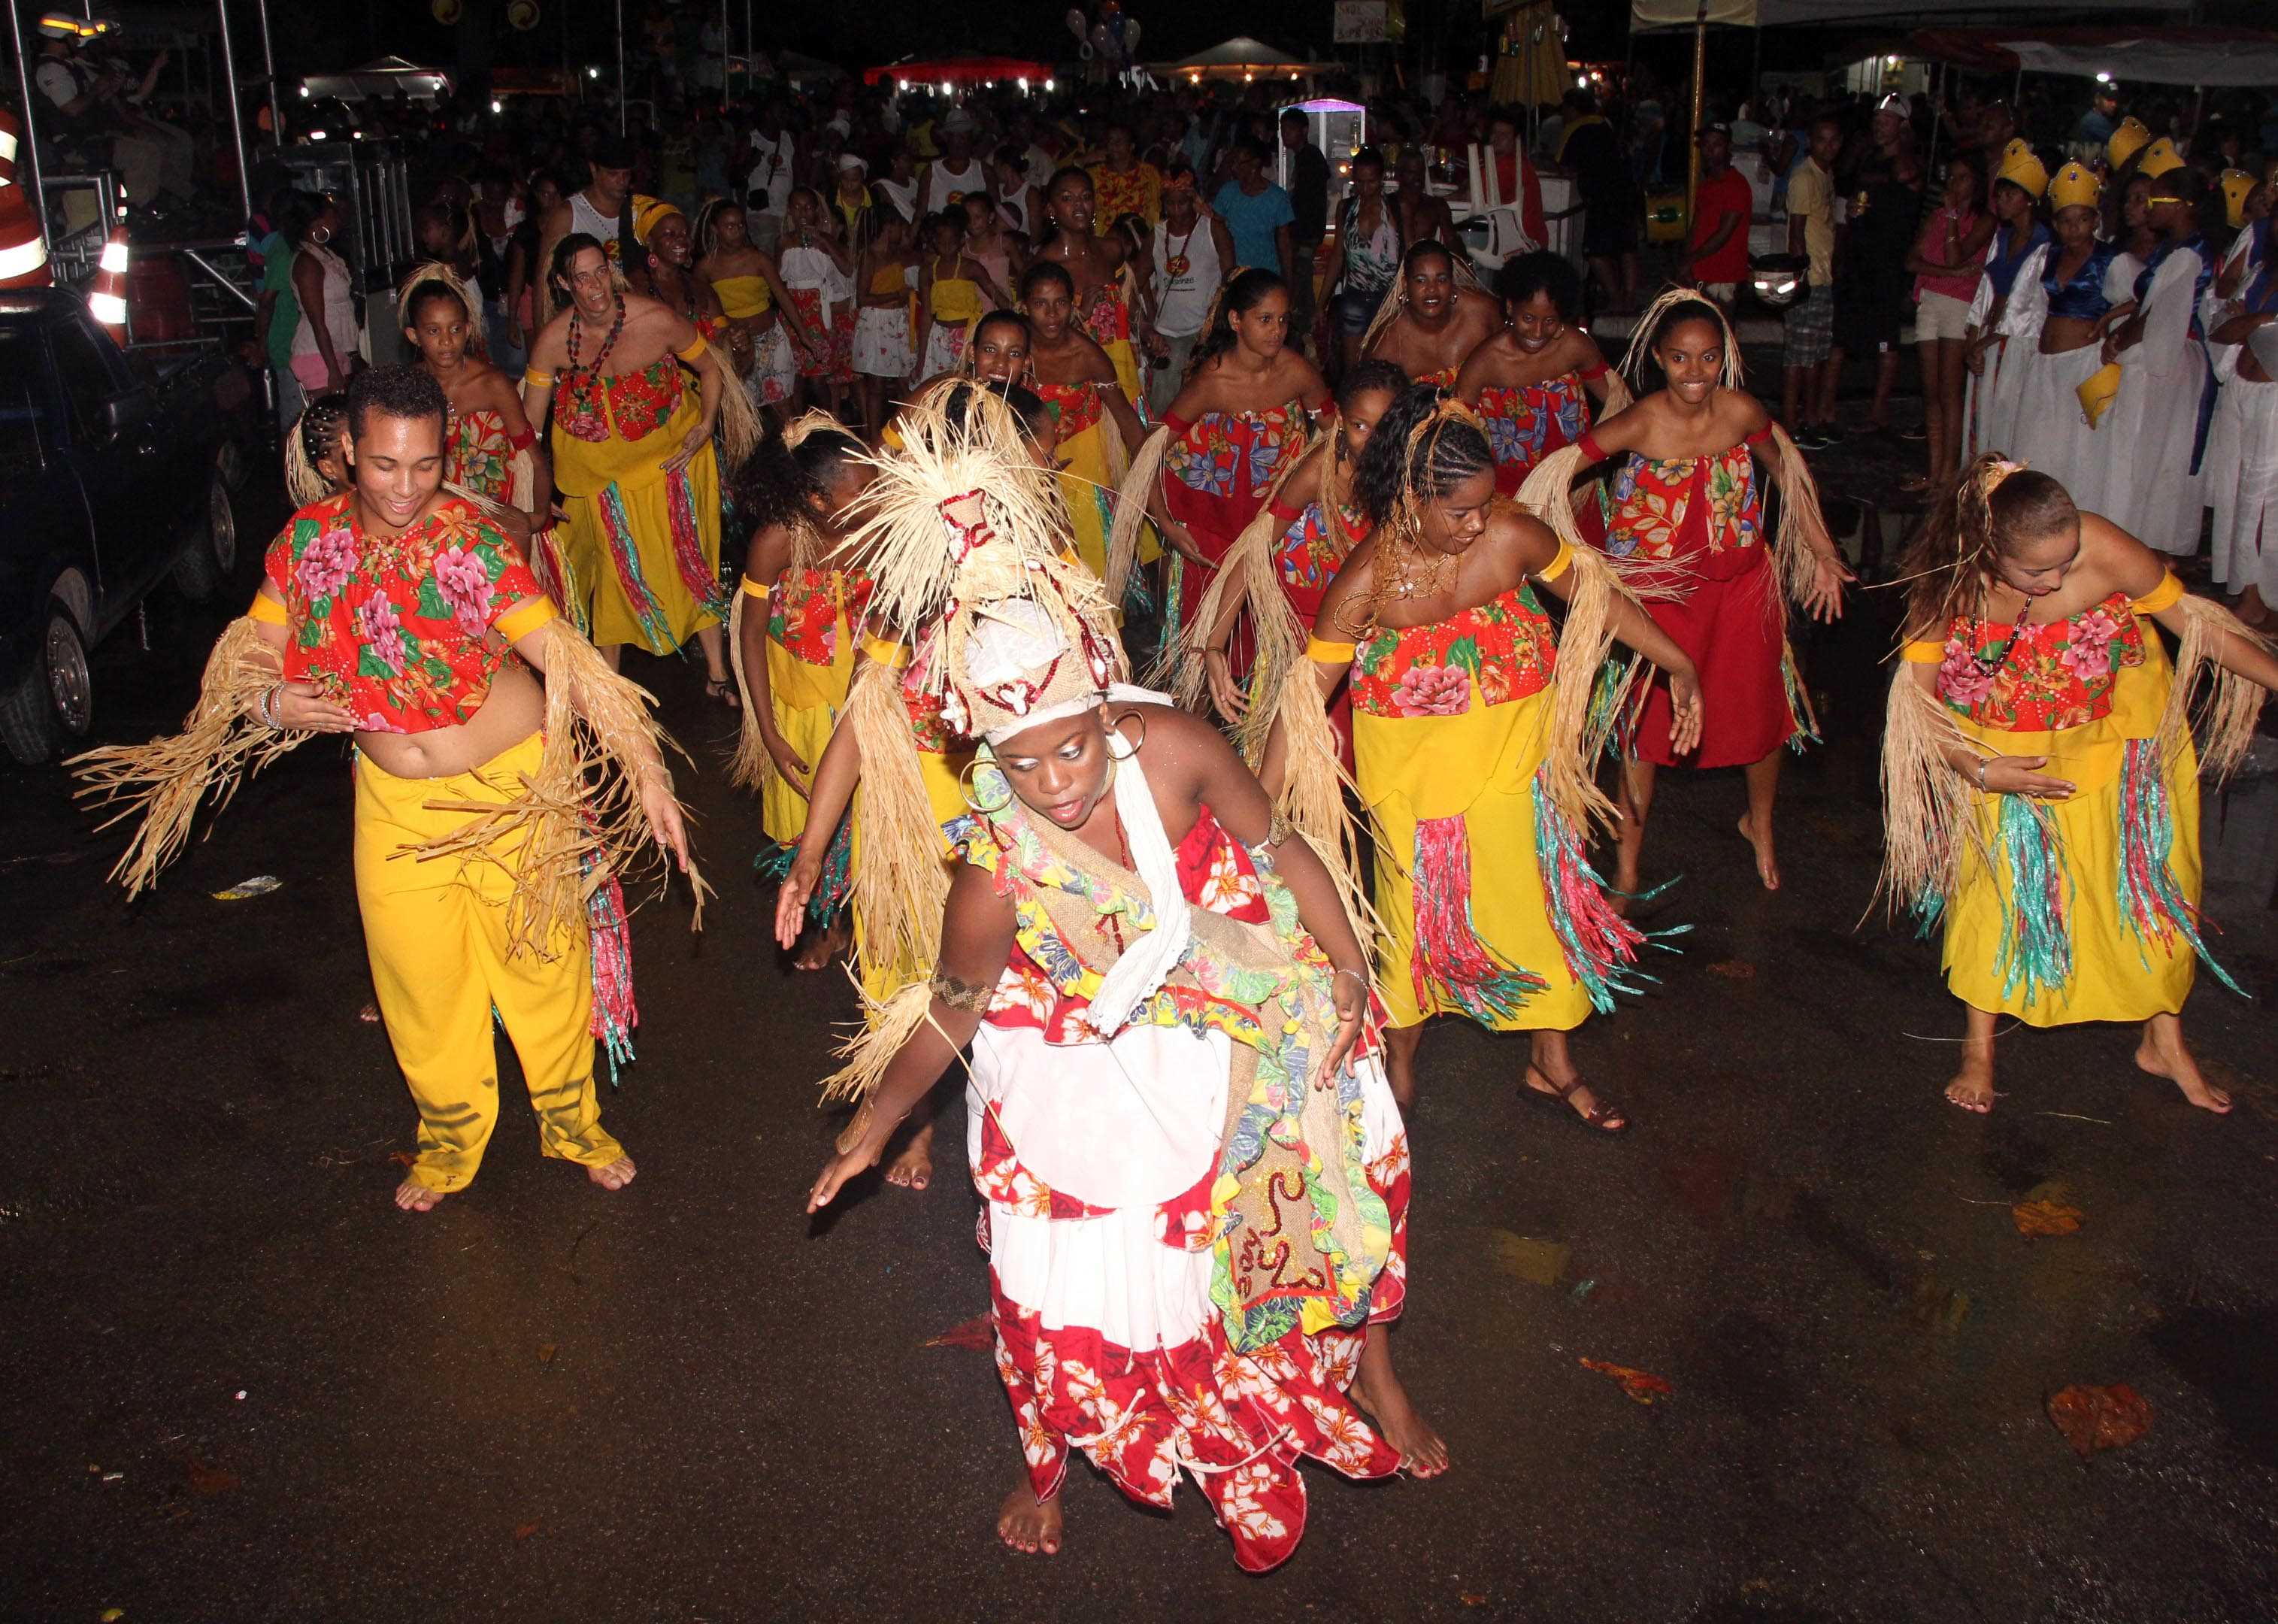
[0, 289, 256, 763]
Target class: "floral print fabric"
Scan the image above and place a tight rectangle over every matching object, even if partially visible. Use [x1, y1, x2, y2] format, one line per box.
[1476, 374, 1589, 491]
[1035, 379, 1103, 439]
[444, 408, 517, 503]
[768, 567, 874, 668]
[556, 356, 683, 445]
[1164, 402, 1306, 504]
[1934, 590, 2147, 732]
[1604, 441, 1762, 567]
[1349, 583, 1559, 719]
[265, 490, 543, 734]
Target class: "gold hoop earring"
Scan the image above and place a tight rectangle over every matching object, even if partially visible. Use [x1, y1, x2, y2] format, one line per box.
[1104, 708, 1147, 760]
[958, 756, 1015, 815]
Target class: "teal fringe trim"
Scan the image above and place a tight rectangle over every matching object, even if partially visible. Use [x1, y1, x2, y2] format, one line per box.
[754, 816, 855, 925]
[2116, 738, 2246, 997]
[1408, 813, 1549, 1023]
[1995, 793, 2074, 1005]
[1530, 768, 1688, 1014]
[1781, 643, 1821, 756]
[1587, 655, 1638, 765]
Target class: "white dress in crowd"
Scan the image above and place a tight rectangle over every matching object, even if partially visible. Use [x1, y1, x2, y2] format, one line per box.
[2097, 240, 2208, 556]
[850, 262, 918, 380]
[2010, 244, 2126, 520]
[1962, 240, 2050, 461]
[2200, 226, 2276, 600]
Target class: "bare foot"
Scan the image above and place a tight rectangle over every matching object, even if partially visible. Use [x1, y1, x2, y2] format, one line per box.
[359, 1001, 380, 1023]
[997, 1482, 1064, 1554]
[793, 913, 850, 972]
[1737, 813, 1780, 891]
[884, 1122, 935, 1191]
[587, 1155, 638, 1190]
[2135, 1032, 2232, 1113]
[1943, 1055, 1995, 1113]
[1350, 1364, 1450, 1478]
[394, 1176, 448, 1212]
[1525, 1062, 1626, 1131]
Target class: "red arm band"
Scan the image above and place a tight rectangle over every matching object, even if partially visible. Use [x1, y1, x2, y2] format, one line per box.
[1577, 429, 1610, 462]
[1578, 361, 1608, 380]
[508, 425, 536, 452]
[1161, 411, 1191, 435]
[1268, 498, 1303, 525]
[1744, 424, 1775, 448]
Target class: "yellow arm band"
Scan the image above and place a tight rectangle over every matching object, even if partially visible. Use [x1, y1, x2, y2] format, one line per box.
[2131, 572, 2185, 614]
[741, 576, 771, 600]
[246, 590, 288, 626]
[674, 335, 710, 363]
[859, 635, 912, 669]
[1900, 640, 1946, 665]
[523, 365, 556, 386]
[495, 598, 559, 644]
[1537, 540, 1575, 583]
[1305, 634, 1358, 665]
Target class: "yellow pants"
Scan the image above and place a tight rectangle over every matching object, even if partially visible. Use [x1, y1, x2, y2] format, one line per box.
[355, 735, 622, 1193]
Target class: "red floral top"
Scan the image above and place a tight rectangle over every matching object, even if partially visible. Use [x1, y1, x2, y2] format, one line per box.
[444, 407, 534, 504]
[1601, 439, 1763, 582]
[264, 491, 545, 734]
[556, 356, 684, 444]
[1077, 279, 1130, 346]
[1476, 374, 1590, 495]
[1035, 379, 1104, 438]
[769, 566, 874, 668]
[1162, 401, 1308, 550]
[1349, 583, 1558, 720]
[1268, 497, 1369, 623]
[1932, 591, 2147, 732]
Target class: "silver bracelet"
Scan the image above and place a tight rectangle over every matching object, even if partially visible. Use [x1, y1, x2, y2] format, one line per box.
[1334, 967, 1370, 987]
[1973, 755, 1989, 789]
[258, 683, 283, 731]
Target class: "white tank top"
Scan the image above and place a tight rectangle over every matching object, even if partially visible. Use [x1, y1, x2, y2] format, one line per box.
[568, 191, 625, 259]
[289, 243, 358, 360]
[923, 160, 989, 215]
[1152, 216, 1222, 339]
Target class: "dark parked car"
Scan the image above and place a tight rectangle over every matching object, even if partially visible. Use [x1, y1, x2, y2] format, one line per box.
[0, 289, 256, 764]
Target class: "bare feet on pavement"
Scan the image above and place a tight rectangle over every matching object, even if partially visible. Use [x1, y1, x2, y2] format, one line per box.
[794, 914, 850, 972]
[2137, 1023, 2231, 1113]
[884, 1122, 934, 1190]
[588, 1155, 638, 1190]
[998, 1483, 1064, 1554]
[1351, 1365, 1450, 1477]
[1737, 812, 1780, 891]
[394, 1177, 448, 1212]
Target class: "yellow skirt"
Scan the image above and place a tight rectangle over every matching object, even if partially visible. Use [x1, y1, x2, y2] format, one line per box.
[1102, 337, 1142, 405]
[1940, 652, 2204, 1026]
[761, 603, 861, 847]
[1356, 683, 1593, 1033]
[558, 437, 724, 656]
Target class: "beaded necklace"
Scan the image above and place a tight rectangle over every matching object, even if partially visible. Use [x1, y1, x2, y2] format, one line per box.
[565, 295, 628, 380]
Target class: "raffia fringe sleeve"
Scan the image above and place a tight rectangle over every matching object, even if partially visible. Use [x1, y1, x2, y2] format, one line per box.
[410, 619, 712, 957]
[2140, 575, 2277, 784]
[1762, 422, 1838, 610]
[68, 617, 305, 898]
[1873, 660, 1994, 922]
[1104, 423, 1171, 606]
[1268, 647, 1381, 952]
[724, 584, 773, 793]
[1516, 443, 1694, 602]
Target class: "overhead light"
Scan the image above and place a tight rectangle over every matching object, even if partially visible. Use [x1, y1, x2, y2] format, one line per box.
[940, 80, 952, 94]
[1044, 77, 1054, 91]
[2095, 71, 2112, 83]
[897, 78, 909, 91]
[489, 98, 502, 113]
[587, 65, 600, 79]
[1577, 74, 1588, 87]
[308, 129, 327, 140]
[298, 83, 310, 98]
[1243, 71, 1253, 82]
[1017, 76, 1028, 90]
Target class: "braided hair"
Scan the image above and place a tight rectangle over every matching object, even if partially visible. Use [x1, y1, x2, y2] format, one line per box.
[1343, 385, 1496, 636]
[1320, 358, 1410, 556]
[735, 418, 869, 547]
[283, 391, 352, 507]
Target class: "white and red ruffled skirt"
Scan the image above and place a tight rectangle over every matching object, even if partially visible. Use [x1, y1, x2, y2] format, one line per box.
[966, 1017, 1411, 1572]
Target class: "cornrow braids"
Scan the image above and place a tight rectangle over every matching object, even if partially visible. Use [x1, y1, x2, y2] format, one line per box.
[284, 391, 352, 507]
[1343, 386, 1495, 638]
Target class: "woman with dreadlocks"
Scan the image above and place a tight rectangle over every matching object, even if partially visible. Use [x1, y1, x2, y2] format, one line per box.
[1113, 268, 1331, 652]
[1877, 454, 2278, 1113]
[1456, 251, 1628, 498]
[804, 390, 1440, 1569]
[1022, 260, 1145, 582]
[729, 417, 878, 969]
[1527, 290, 1851, 901]
[1263, 387, 1704, 1126]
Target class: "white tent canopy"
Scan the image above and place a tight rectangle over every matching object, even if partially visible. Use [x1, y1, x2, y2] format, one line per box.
[1158, 36, 1321, 73]
[2001, 37, 2278, 89]
[1631, 0, 2187, 29]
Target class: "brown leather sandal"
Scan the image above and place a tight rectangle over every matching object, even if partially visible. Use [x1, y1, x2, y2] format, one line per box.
[1523, 1064, 1629, 1134]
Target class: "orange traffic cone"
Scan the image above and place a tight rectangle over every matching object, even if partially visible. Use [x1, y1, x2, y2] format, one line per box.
[87, 225, 130, 343]
[0, 127, 49, 290]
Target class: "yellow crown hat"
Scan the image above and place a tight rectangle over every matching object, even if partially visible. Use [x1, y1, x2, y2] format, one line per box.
[2137, 138, 2184, 181]
[2221, 168, 2258, 229]
[1996, 138, 2049, 199]
[2107, 117, 2151, 171]
[2077, 362, 2122, 429]
[2048, 161, 2102, 213]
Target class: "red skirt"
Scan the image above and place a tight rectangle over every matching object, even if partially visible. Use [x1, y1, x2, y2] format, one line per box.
[1630, 549, 1796, 769]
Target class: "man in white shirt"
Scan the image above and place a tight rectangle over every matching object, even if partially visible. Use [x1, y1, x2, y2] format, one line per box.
[922, 111, 990, 215]
[745, 99, 795, 254]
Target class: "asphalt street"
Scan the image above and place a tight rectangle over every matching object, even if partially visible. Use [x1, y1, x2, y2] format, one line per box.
[2, 432, 2275, 1624]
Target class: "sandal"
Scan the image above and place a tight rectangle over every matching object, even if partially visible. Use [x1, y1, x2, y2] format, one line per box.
[1523, 1064, 1629, 1134]
[705, 676, 741, 711]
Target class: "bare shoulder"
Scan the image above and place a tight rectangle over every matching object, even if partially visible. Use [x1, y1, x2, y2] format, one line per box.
[1483, 500, 1558, 577]
[1722, 387, 1771, 439]
[1317, 536, 1378, 637]
[2079, 510, 2169, 599]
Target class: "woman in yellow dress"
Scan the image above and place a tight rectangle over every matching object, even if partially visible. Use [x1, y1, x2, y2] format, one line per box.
[1878, 456, 2278, 1113]
[1020, 260, 1145, 582]
[1033, 167, 1145, 402]
[695, 198, 810, 413]
[1268, 388, 1703, 1124]
[730, 417, 877, 968]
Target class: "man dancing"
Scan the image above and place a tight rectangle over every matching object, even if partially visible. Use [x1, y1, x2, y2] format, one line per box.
[73, 365, 704, 1210]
